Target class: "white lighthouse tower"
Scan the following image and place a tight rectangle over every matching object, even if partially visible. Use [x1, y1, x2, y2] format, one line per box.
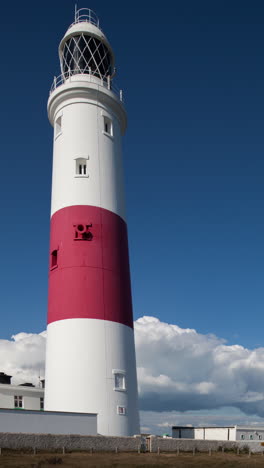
[44, 8, 140, 437]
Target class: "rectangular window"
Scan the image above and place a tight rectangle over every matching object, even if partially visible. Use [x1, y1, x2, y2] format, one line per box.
[78, 163, 87, 175]
[51, 249, 58, 269]
[40, 397, 44, 410]
[117, 406, 126, 415]
[113, 370, 126, 391]
[103, 116, 113, 136]
[55, 115, 62, 137]
[75, 159, 88, 178]
[114, 373, 125, 390]
[14, 395, 23, 408]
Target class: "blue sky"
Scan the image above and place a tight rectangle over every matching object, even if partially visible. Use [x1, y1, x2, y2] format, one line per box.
[0, 0, 264, 352]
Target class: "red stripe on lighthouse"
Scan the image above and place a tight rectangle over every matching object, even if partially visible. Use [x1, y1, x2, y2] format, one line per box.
[47, 205, 133, 328]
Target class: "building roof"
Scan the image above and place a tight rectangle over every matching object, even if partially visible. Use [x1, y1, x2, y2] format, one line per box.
[172, 426, 235, 429]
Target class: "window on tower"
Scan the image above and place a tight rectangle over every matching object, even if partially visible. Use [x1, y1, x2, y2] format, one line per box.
[50, 249, 58, 270]
[55, 115, 62, 138]
[117, 406, 126, 415]
[113, 370, 126, 391]
[75, 158, 89, 177]
[103, 116, 113, 137]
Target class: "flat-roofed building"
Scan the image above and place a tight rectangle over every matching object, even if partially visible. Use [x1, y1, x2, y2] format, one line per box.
[0, 372, 44, 411]
[172, 425, 264, 441]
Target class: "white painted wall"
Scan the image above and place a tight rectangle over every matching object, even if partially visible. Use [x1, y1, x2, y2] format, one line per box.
[45, 319, 140, 436]
[229, 427, 236, 441]
[172, 426, 264, 442]
[48, 79, 127, 221]
[0, 408, 97, 435]
[236, 427, 264, 441]
[204, 427, 230, 441]
[0, 385, 44, 411]
[172, 426, 236, 441]
[194, 428, 204, 440]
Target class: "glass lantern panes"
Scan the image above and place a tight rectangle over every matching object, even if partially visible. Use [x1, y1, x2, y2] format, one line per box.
[61, 34, 112, 81]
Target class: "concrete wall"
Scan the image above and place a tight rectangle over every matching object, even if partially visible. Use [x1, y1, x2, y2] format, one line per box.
[0, 433, 263, 453]
[0, 409, 97, 436]
[0, 433, 142, 451]
[149, 436, 264, 453]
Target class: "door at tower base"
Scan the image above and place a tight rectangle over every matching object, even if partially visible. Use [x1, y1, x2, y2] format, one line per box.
[44, 319, 139, 436]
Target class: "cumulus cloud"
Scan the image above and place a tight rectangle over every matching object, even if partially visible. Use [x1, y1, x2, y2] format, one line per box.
[135, 316, 264, 416]
[0, 331, 46, 385]
[1, 316, 264, 421]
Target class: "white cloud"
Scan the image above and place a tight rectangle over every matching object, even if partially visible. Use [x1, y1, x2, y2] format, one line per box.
[0, 331, 46, 385]
[135, 316, 264, 417]
[1, 316, 264, 428]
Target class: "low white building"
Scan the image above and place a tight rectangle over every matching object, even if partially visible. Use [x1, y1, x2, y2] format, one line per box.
[172, 425, 264, 441]
[0, 372, 97, 436]
[0, 372, 44, 411]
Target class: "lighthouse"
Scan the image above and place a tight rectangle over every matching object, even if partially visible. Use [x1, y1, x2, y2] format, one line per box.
[44, 8, 140, 437]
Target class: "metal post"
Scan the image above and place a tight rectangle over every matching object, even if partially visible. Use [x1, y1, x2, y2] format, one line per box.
[120, 90, 123, 102]
[75, 4, 77, 22]
[107, 76, 111, 90]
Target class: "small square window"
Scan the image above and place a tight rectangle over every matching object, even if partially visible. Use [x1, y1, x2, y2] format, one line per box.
[55, 115, 62, 137]
[40, 397, 44, 410]
[14, 395, 23, 409]
[240, 434, 245, 440]
[117, 406, 126, 415]
[103, 116, 113, 136]
[250, 434, 253, 440]
[259, 435, 262, 440]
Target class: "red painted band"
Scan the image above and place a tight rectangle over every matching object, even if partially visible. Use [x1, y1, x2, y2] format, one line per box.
[47, 205, 133, 329]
